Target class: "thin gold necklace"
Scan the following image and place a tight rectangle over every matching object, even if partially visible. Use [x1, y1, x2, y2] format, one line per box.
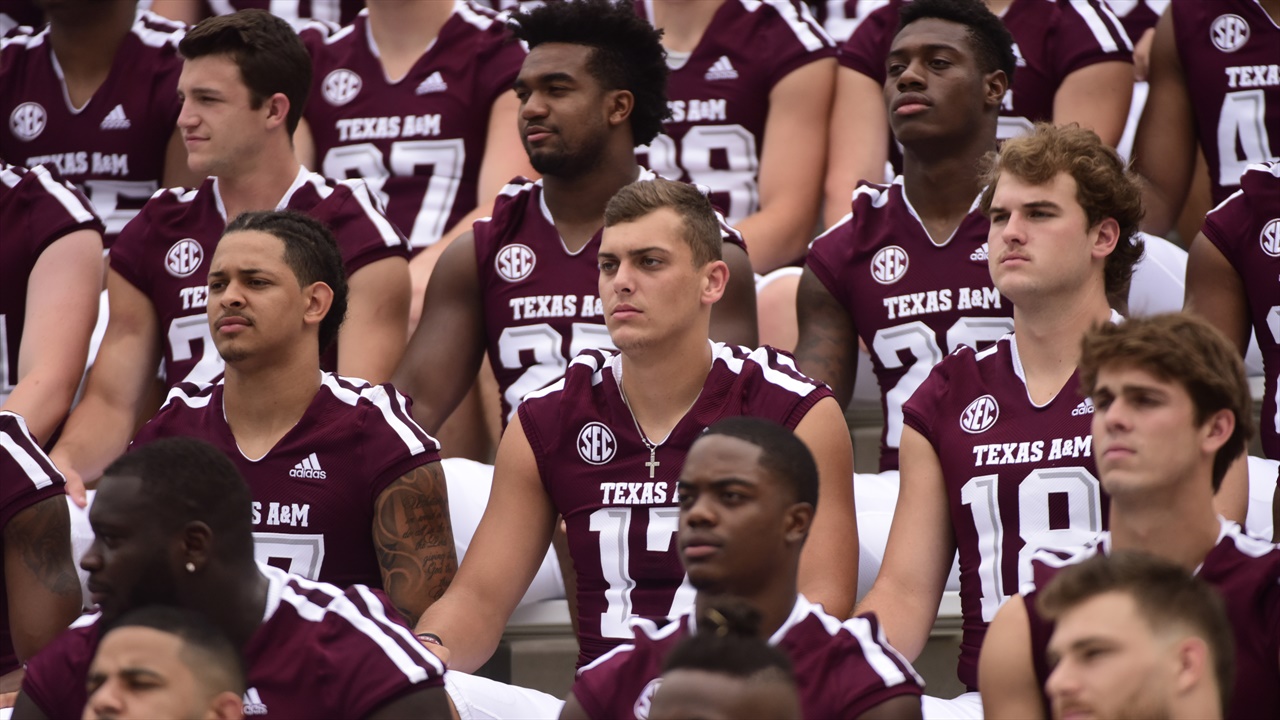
[618, 377, 700, 480]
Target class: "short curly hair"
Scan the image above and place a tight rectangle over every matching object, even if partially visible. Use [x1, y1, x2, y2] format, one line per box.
[899, 0, 1016, 82]
[510, 0, 670, 146]
[980, 123, 1145, 299]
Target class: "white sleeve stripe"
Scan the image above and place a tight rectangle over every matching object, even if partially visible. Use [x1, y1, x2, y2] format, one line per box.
[842, 618, 909, 686]
[869, 618, 926, 686]
[0, 427, 56, 490]
[352, 585, 447, 674]
[577, 642, 636, 674]
[322, 376, 432, 455]
[1069, 0, 1127, 54]
[279, 585, 432, 683]
[344, 181, 404, 248]
[32, 166, 98, 224]
[758, 0, 832, 52]
[714, 345, 823, 398]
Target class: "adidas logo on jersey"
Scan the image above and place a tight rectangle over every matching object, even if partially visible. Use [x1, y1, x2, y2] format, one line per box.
[99, 104, 131, 130]
[1071, 397, 1094, 416]
[242, 688, 268, 716]
[970, 243, 989, 262]
[416, 71, 449, 95]
[289, 452, 327, 479]
[704, 56, 738, 81]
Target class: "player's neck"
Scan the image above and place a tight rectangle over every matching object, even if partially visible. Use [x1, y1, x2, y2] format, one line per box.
[216, 150, 303, 222]
[618, 336, 712, 441]
[187, 563, 272, 650]
[1010, 290, 1112, 405]
[694, 583, 798, 642]
[48, 9, 134, 106]
[221, 352, 323, 460]
[900, 141, 991, 245]
[542, 157, 641, 252]
[651, 0, 725, 54]
[365, 2, 453, 83]
[1108, 483, 1221, 572]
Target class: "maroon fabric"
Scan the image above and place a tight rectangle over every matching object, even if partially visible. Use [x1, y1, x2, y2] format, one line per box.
[1104, 0, 1161, 44]
[473, 173, 746, 425]
[517, 343, 831, 667]
[131, 373, 440, 590]
[839, 0, 1132, 170]
[633, 0, 834, 226]
[902, 334, 1109, 689]
[1172, 1, 1280, 205]
[0, 163, 102, 398]
[108, 169, 408, 386]
[302, 5, 525, 252]
[21, 566, 446, 719]
[205, 0, 364, 28]
[1025, 521, 1280, 720]
[573, 599, 923, 720]
[1202, 162, 1280, 459]
[805, 179, 1012, 471]
[0, 11, 184, 242]
[0, 412, 68, 675]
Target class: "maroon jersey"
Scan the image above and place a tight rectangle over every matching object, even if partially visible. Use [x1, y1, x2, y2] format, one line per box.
[805, 179, 1013, 471]
[130, 373, 440, 590]
[1172, 1, 1280, 206]
[21, 564, 446, 718]
[518, 343, 831, 667]
[1103, 0, 1162, 45]
[572, 598, 924, 720]
[475, 172, 746, 425]
[0, 412, 68, 674]
[302, 5, 525, 252]
[634, 0, 833, 226]
[108, 168, 408, 387]
[902, 331, 1113, 689]
[0, 11, 184, 241]
[809, 0, 891, 42]
[1202, 162, 1280, 458]
[840, 0, 1131, 167]
[0, 162, 102, 403]
[1023, 520, 1280, 720]
[205, 0, 363, 28]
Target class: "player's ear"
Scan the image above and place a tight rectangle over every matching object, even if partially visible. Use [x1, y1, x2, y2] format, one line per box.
[700, 259, 729, 307]
[606, 89, 635, 128]
[302, 282, 334, 329]
[210, 690, 246, 719]
[263, 92, 291, 132]
[783, 502, 814, 545]
[1173, 637, 1210, 695]
[1200, 407, 1235, 454]
[984, 69, 1009, 111]
[179, 521, 213, 574]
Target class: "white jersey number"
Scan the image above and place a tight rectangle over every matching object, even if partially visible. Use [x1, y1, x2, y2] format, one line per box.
[590, 507, 696, 639]
[322, 139, 466, 249]
[167, 315, 224, 386]
[1218, 90, 1278, 187]
[0, 315, 12, 402]
[872, 317, 1014, 448]
[81, 179, 160, 237]
[497, 322, 614, 422]
[640, 125, 759, 224]
[960, 467, 1104, 622]
[1266, 306, 1280, 436]
[253, 532, 326, 578]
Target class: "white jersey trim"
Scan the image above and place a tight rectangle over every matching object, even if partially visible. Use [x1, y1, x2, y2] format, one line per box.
[30, 164, 98, 223]
[743, 0, 833, 53]
[1067, 0, 1131, 53]
[321, 373, 438, 455]
[0, 412, 57, 490]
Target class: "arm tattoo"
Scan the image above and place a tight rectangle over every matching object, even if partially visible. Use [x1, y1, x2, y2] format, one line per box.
[6, 497, 80, 599]
[794, 269, 857, 405]
[373, 462, 459, 623]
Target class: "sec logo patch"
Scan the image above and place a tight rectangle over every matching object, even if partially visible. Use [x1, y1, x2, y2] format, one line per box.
[165, 239, 204, 278]
[323, 69, 362, 106]
[9, 102, 46, 142]
[496, 244, 536, 282]
[871, 246, 908, 284]
[1260, 219, 1280, 258]
[1210, 14, 1249, 53]
[578, 423, 616, 465]
[961, 395, 999, 434]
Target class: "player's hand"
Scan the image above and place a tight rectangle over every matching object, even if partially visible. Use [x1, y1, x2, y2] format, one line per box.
[52, 454, 88, 508]
[1133, 28, 1156, 82]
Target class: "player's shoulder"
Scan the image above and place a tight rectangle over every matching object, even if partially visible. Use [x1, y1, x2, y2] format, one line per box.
[318, 373, 439, 454]
[130, 9, 186, 49]
[0, 162, 97, 221]
[0, 411, 64, 486]
[154, 379, 222, 416]
[724, 0, 833, 51]
[848, 178, 901, 218]
[473, 177, 546, 253]
[0, 22, 45, 62]
[1237, 161, 1280, 201]
[712, 343, 828, 397]
[1021, 537, 1105, 595]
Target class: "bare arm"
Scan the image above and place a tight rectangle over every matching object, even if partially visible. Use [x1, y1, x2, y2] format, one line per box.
[858, 695, 924, 720]
[391, 233, 487, 435]
[162, 127, 204, 189]
[1052, 61, 1133, 149]
[145, 0, 203, 24]
[373, 461, 458, 625]
[414, 414, 558, 672]
[4, 496, 82, 664]
[365, 685, 452, 720]
[709, 242, 759, 348]
[734, 59, 835, 272]
[408, 90, 534, 329]
[50, 270, 162, 505]
[2, 229, 102, 443]
[338, 256, 410, 383]
[794, 267, 858, 407]
[559, 695, 589, 720]
[793, 396, 858, 617]
[1183, 232, 1251, 355]
[824, 68, 889, 228]
[294, 117, 317, 171]
[1132, 9, 1195, 237]
[10, 692, 48, 720]
[979, 594, 1046, 720]
[854, 426, 954, 659]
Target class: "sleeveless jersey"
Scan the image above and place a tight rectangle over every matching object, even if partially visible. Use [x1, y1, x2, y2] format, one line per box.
[517, 342, 831, 667]
[1172, 1, 1280, 206]
[474, 173, 746, 425]
[902, 331, 1112, 689]
[130, 373, 439, 590]
[805, 179, 1013, 471]
[205, 0, 363, 28]
[108, 167, 408, 387]
[634, 0, 834, 226]
[0, 163, 102, 405]
[0, 11, 185, 241]
[1023, 520, 1280, 720]
[0, 412, 68, 675]
[302, 4, 526, 252]
[840, 0, 1131, 168]
[21, 564, 445, 719]
[573, 598, 923, 720]
[1202, 162, 1280, 459]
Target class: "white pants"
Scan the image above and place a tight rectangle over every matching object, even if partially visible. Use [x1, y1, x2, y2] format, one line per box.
[1246, 455, 1278, 540]
[444, 671, 564, 720]
[922, 691, 983, 720]
[855, 470, 960, 600]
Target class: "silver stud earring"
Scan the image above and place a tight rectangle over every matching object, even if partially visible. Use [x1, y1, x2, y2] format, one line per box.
[185, 562, 196, 573]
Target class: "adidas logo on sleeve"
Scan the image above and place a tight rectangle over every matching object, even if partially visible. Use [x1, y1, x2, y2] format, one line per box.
[289, 452, 327, 479]
[704, 56, 739, 81]
[415, 71, 449, 95]
[99, 104, 132, 130]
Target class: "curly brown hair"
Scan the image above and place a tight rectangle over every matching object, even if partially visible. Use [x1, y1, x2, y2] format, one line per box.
[980, 123, 1144, 300]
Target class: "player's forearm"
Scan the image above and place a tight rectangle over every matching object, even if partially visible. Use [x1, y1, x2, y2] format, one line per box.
[0, 376, 77, 446]
[735, 207, 818, 275]
[414, 587, 508, 673]
[51, 394, 145, 483]
[854, 580, 939, 660]
[408, 209, 484, 330]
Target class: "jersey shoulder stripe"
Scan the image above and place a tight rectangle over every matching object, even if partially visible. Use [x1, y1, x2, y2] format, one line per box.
[320, 373, 439, 455]
[0, 412, 61, 490]
[745, 0, 834, 51]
